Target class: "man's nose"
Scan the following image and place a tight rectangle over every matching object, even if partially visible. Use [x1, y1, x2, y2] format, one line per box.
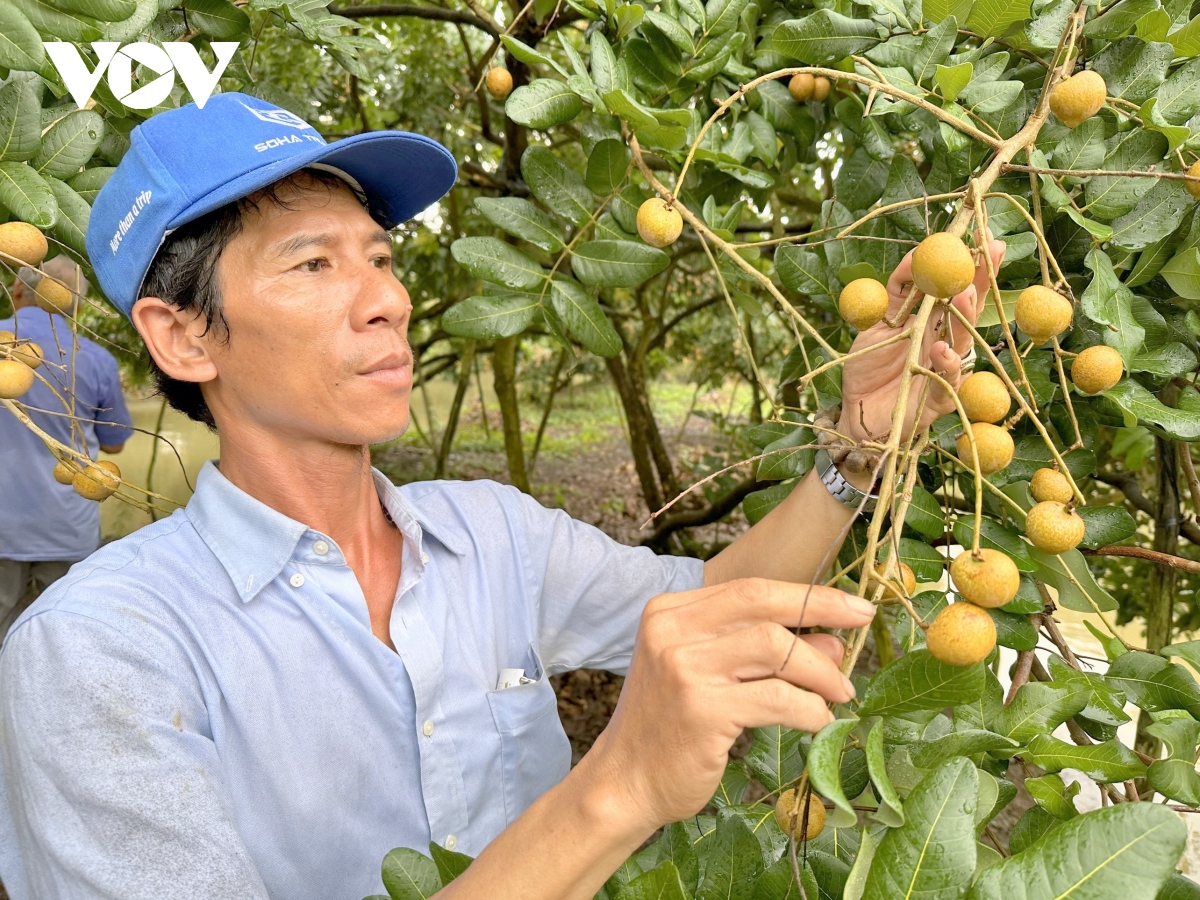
[355, 265, 412, 328]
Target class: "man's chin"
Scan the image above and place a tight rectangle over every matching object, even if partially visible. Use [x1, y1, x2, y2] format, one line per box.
[363, 410, 411, 447]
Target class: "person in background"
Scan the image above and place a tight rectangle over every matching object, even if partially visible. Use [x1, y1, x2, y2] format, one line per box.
[0, 257, 133, 640]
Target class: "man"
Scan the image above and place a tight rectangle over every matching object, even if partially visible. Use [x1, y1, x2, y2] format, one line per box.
[0, 94, 1002, 899]
[0, 259, 132, 640]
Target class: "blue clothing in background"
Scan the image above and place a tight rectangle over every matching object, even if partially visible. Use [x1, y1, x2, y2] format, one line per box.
[0, 307, 132, 561]
[0, 462, 704, 900]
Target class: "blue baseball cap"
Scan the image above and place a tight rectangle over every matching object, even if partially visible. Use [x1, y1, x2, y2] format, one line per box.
[86, 92, 457, 318]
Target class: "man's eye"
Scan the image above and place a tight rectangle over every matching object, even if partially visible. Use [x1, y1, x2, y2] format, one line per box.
[299, 258, 327, 272]
[373, 255, 392, 268]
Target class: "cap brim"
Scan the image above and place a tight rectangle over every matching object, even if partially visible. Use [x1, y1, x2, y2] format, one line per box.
[167, 130, 458, 233]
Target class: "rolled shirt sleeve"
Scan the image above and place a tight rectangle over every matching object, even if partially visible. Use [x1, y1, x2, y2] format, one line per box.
[0, 610, 269, 900]
[502, 485, 705, 676]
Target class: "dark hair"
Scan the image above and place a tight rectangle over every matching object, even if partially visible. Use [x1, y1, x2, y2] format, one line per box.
[140, 168, 382, 428]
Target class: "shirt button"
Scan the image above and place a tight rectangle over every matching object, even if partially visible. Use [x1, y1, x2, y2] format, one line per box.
[289, 574, 305, 588]
[422, 719, 434, 737]
[313, 540, 329, 556]
[445, 835, 457, 851]
[421, 552, 429, 564]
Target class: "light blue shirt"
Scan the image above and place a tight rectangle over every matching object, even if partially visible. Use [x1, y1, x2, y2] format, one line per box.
[0, 307, 133, 561]
[0, 462, 703, 900]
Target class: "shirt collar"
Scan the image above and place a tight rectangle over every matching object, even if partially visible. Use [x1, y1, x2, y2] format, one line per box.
[186, 461, 465, 603]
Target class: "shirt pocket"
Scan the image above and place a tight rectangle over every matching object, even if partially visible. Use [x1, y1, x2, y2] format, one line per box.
[485, 643, 571, 825]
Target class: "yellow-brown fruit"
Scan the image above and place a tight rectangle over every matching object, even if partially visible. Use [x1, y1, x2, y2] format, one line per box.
[1030, 467, 1073, 504]
[0, 221, 48, 267]
[926, 602, 997, 666]
[1025, 500, 1086, 554]
[838, 278, 889, 330]
[34, 277, 74, 315]
[949, 549, 1020, 608]
[9, 341, 43, 370]
[72, 461, 121, 501]
[636, 198, 683, 248]
[774, 789, 826, 840]
[1072, 345, 1124, 394]
[1050, 70, 1107, 128]
[486, 67, 513, 101]
[0, 330, 14, 345]
[0, 359, 35, 399]
[1015, 285, 1073, 344]
[52, 460, 75, 485]
[911, 233, 975, 298]
[1186, 160, 1200, 201]
[788, 73, 814, 101]
[811, 76, 831, 102]
[956, 422, 1014, 474]
[958, 371, 1011, 424]
[899, 562, 916, 597]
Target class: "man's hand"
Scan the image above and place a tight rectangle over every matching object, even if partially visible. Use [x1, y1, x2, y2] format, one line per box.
[588, 578, 875, 832]
[839, 236, 1007, 444]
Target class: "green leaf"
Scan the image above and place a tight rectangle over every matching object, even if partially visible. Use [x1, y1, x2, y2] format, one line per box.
[757, 425, 815, 481]
[1107, 650, 1200, 717]
[1083, 0, 1159, 41]
[0, 75, 42, 163]
[935, 62, 973, 102]
[1101, 379, 1200, 441]
[703, 0, 750, 36]
[991, 682, 1092, 742]
[571, 240, 669, 288]
[968, 801, 1185, 899]
[711, 759, 751, 808]
[585, 138, 628, 196]
[549, 277, 621, 357]
[31, 110, 104, 180]
[909, 729, 1019, 769]
[381, 847, 441, 900]
[657, 823, 699, 893]
[617, 861, 690, 900]
[1023, 773, 1079, 819]
[866, 721, 904, 827]
[1022, 735, 1147, 782]
[862, 758, 978, 899]
[451, 237, 546, 291]
[182, 0, 250, 39]
[428, 843, 472, 885]
[1161, 248, 1200, 300]
[858, 651, 986, 718]
[102, 0, 158, 39]
[1077, 505, 1138, 549]
[1162, 641, 1200, 672]
[521, 145, 592, 226]
[1082, 248, 1145, 366]
[1170, 15, 1200, 57]
[1159, 874, 1200, 900]
[500, 34, 567, 76]
[966, 0, 1033, 37]
[505, 79, 584, 129]
[756, 855, 820, 900]
[45, 175, 89, 258]
[989, 608, 1039, 651]
[0, 161, 56, 229]
[1110, 178, 1194, 252]
[772, 10, 881, 63]
[743, 481, 797, 525]
[696, 810, 763, 900]
[8, 0, 100, 41]
[1028, 545, 1118, 613]
[474, 197, 564, 253]
[952, 518, 1036, 573]
[745, 726, 805, 793]
[1094, 36, 1175, 104]
[809, 717, 860, 826]
[775, 245, 836, 297]
[905, 484, 945, 541]
[49, 0, 134, 19]
[0, 0, 47, 73]
[442, 294, 539, 341]
[1085, 130, 1168, 220]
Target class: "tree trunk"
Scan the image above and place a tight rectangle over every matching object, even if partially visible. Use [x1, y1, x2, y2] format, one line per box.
[1136, 434, 1181, 767]
[624, 354, 679, 501]
[529, 346, 569, 475]
[606, 354, 665, 513]
[434, 341, 476, 479]
[492, 336, 530, 493]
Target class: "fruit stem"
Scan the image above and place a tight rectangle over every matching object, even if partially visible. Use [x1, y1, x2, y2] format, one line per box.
[1052, 337, 1085, 449]
[915, 365, 985, 553]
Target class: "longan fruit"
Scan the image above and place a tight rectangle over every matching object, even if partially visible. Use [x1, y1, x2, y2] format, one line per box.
[811, 76, 831, 102]
[1186, 160, 1200, 201]
[911, 233, 975, 299]
[1030, 468, 1073, 504]
[838, 278, 889, 330]
[788, 73, 815, 102]
[636, 198, 683, 248]
[9, 341, 43, 370]
[949, 549, 1020, 608]
[52, 460, 75, 485]
[775, 789, 826, 840]
[926, 602, 997, 667]
[0, 222, 48, 267]
[1050, 70, 1107, 128]
[1072, 345, 1123, 395]
[958, 371, 1011, 424]
[956, 422, 1014, 474]
[486, 67, 513, 101]
[0, 359, 35, 399]
[73, 461, 122, 501]
[1025, 501, 1086, 555]
[34, 278, 74, 315]
[1015, 285, 1073, 344]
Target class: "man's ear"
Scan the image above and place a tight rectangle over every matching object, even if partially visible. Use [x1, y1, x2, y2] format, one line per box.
[131, 297, 219, 386]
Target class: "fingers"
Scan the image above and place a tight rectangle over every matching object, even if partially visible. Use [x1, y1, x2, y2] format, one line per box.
[723, 679, 836, 732]
[803, 632, 846, 667]
[886, 249, 916, 316]
[928, 340, 963, 406]
[681, 622, 855, 702]
[663, 579, 876, 638]
[947, 284, 979, 355]
[970, 235, 1007, 307]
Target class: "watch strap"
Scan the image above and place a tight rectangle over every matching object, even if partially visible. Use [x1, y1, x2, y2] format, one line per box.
[816, 448, 879, 513]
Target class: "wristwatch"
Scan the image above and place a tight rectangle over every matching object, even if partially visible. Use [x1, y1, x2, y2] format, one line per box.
[816, 448, 880, 513]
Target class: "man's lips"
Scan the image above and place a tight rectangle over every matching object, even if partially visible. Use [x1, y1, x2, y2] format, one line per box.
[360, 353, 413, 387]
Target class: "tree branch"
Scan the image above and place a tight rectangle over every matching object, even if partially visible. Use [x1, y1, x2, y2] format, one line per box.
[331, 3, 499, 36]
[640, 476, 762, 546]
[1082, 545, 1200, 575]
[1096, 471, 1200, 546]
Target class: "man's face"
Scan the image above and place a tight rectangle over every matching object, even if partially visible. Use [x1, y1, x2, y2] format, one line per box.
[204, 178, 414, 446]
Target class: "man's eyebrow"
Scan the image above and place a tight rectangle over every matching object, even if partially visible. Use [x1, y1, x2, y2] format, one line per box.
[269, 229, 393, 258]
